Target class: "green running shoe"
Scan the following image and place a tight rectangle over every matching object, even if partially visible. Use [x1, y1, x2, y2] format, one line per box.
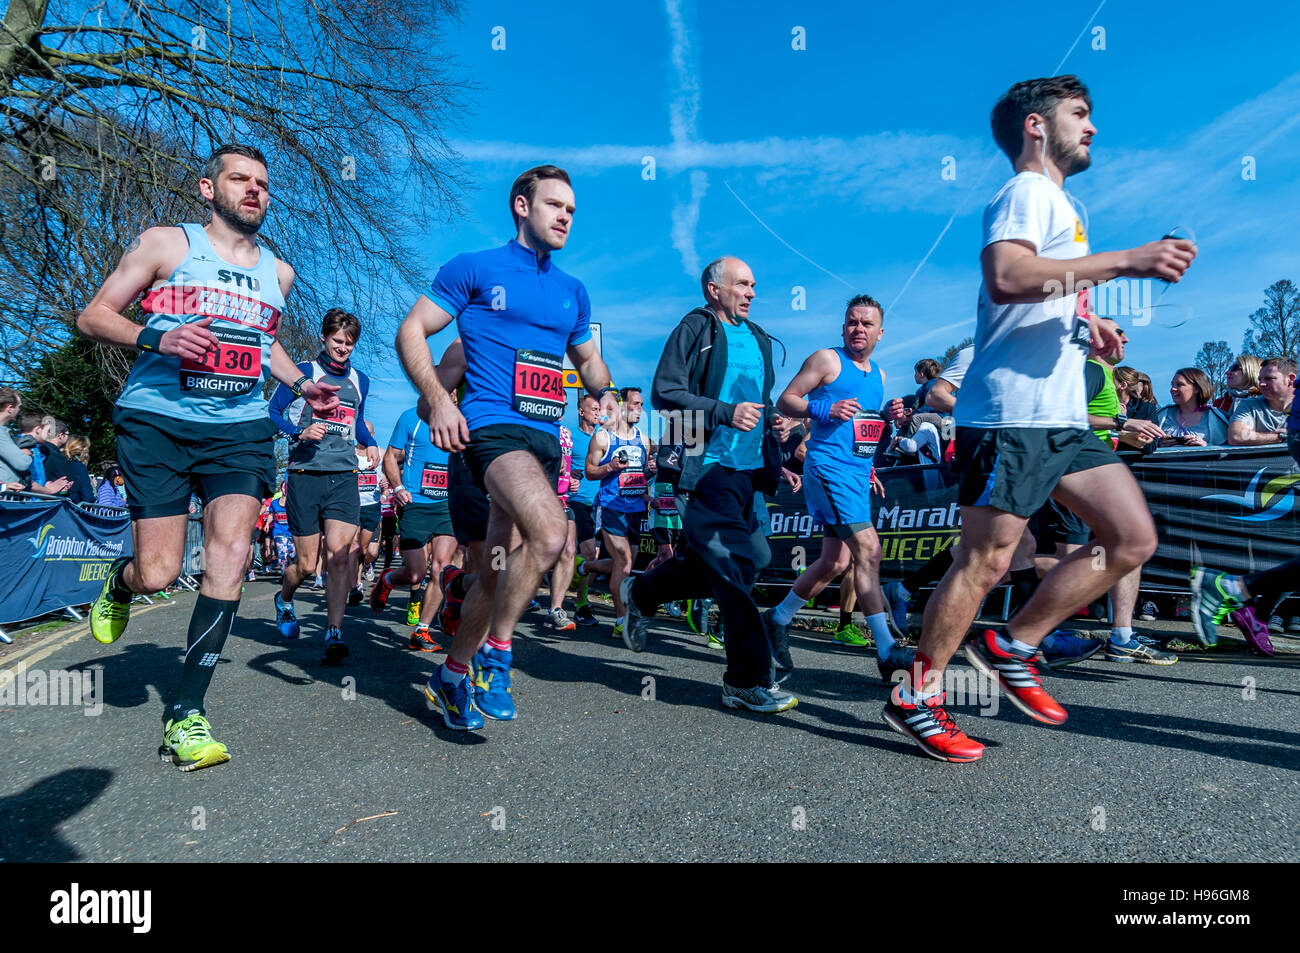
[1189, 567, 1242, 647]
[159, 714, 230, 772]
[707, 631, 726, 650]
[406, 600, 422, 627]
[832, 622, 870, 647]
[90, 557, 132, 645]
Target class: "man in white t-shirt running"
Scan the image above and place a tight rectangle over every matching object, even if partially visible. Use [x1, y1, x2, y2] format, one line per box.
[882, 75, 1196, 763]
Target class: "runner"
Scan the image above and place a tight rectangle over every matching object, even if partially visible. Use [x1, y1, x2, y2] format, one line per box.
[268, 309, 379, 662]
[566, 392, 603, 625]
[765, 295, 916, 683]
[378, 481, 397, 575]
[351, 421, 384, 603]
[395, 164, 618, 730]
[621, 255, 797, 713]
[1190, 371, 1300, 656]
[584, 387, 652, 644]
[881, 76, 1195, 762]
[77, 143, 340, 771]
[547, 415, 581, 631]
[266, 482, 295, 573]
[371, 398, 459, 652]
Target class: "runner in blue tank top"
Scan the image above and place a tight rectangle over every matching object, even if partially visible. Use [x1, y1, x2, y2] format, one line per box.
[584, 387, 652, 642]
[76, 143, 340, 772]
[764, 294, 917, 684]
[395, 165, 619, 731]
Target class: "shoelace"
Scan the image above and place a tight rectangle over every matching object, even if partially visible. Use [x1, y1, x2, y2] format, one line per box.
[923, 700, 964, 738]
[174, 717, 212, 745]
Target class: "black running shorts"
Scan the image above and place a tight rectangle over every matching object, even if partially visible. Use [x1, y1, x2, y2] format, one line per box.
[396, 502, 455, 550]
[569, 500, 596, 544]
[449, 451, 490, 545]
[461, 423, 561, 493]
[358, 504, 381, 535]
[956, 426, 1119, 518]
[113, 406, 275, 520]
[286, 469, 361, 535]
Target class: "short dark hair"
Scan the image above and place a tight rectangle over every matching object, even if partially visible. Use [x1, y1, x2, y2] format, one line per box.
[203, 143, 268, 183]
[914, 358, 941, 380]
[509, 165, 571, 226]
[321, 308, 362, 342]
[578, 392, 599, 409]
[18, 411, 44, 433]
[1261, 356, 1297, 378]
[845, 293, 884, 321]
[0, 387, 19, 410]
[619, 386, 642, 404]
[991, 76, 1093, 162]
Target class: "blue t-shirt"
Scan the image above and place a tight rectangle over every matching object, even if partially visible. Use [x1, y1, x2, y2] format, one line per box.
[388, 407, 450, 506]
[568, 425, 599, 505]
[702, 321, 765, 471]
[426, 240, 593, 435]
[268, 498, 291, 538]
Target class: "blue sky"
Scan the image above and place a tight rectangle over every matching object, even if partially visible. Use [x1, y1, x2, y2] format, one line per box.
[359, 0, 1300, 444]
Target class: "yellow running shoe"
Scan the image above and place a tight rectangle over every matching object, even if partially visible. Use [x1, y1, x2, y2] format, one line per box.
[406, 600, 422, 627]
[90, 558, 131, 644]
[159, 714, 230, 772]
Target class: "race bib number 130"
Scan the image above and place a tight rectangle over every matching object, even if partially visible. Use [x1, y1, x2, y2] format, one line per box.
[180, 325, 262, 396]
[513, 349, 565, 422]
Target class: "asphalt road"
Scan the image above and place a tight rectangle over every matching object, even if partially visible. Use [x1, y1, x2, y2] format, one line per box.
[3, 581, 1298, 862]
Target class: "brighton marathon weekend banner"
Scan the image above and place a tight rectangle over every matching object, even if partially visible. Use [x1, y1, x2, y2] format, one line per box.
[757, 445, 1299, 591]
[0, 495, 133, 625]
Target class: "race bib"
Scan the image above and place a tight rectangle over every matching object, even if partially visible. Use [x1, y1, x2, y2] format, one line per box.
[357, 470, 379, 491]
[618, 470, 648, 498]
[654, 491, 677, 513]
[180, 325, 262, 396]
[274, 512, 287, 524]
[852, 412, 887, 457]
[420, 462, 449, 501]
[314, 400, 357, 437]
[513, 349, 565, 422]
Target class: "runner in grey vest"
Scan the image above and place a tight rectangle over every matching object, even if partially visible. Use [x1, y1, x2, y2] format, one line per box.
[268, 308, 380, 662]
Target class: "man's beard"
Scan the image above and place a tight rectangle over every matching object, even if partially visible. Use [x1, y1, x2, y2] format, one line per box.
[211, 190, 266, 235]
[1048, 129, 1091, 177]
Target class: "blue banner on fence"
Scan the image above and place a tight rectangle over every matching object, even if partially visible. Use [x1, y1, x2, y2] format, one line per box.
[0, 495, 133, 625]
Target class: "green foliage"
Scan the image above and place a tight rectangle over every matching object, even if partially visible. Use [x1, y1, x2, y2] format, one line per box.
[20, 337, 132, 467]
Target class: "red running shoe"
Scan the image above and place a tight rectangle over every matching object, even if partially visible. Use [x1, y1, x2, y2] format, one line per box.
[964, 629, 1067, 725]
[408, 625, 442, 653]
[369, 569, 396, 615]
[438, 565, 467, 636]
[1231, 606, 1275, 656]
[881, 687, 985, 763]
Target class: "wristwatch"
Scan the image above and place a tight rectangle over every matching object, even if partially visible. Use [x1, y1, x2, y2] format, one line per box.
[1114, 414, 1128, 429]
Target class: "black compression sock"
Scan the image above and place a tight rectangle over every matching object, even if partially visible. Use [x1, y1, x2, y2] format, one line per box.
[167, 594, 239, 724]
[109, 556, 135, 602]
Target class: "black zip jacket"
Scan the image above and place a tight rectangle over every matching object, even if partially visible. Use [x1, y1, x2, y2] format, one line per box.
[651, 305, 783, 494]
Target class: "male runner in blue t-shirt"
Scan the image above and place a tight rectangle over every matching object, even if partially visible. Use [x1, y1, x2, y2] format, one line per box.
[395, 165, 618, 730]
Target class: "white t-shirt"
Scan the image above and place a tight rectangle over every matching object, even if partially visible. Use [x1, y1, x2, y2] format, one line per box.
[939, 346, 974, 390]
[955, 172, 1093, 429]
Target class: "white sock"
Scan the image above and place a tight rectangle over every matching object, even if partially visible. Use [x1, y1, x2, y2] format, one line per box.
[773, 587, 807, 626]
[1008, 636, 1038, 658]
[866, 612, 894, 660]
[1110, 626, 1134, 645]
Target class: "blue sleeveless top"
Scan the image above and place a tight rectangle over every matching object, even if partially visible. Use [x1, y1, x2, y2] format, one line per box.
[594, 428, 648, 513]
[806, 347, 886, 469]
[117, 223, 286, 423]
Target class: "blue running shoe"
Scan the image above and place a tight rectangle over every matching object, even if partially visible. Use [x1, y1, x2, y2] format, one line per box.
[425, 665, 483, 731]
[1040, 630, 1104, 669]
[274, 592, 299, 639]
[473, 646, 516, 721]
